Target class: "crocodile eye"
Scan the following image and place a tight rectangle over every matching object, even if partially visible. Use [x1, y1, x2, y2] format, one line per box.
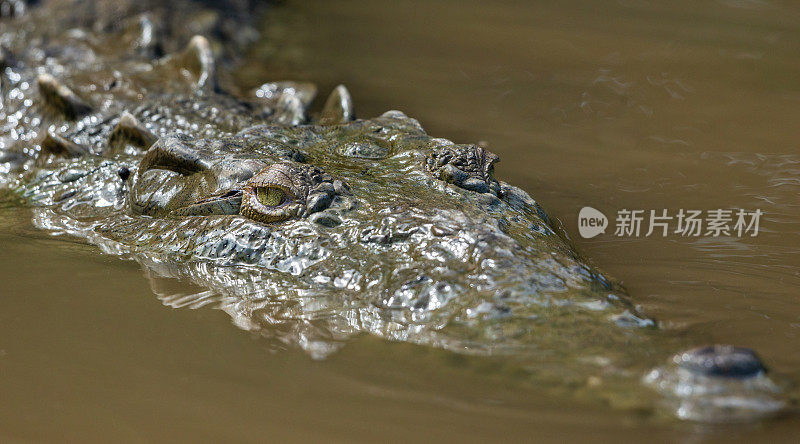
[240, 164, 310, 224]
[256, 186, 286, 207]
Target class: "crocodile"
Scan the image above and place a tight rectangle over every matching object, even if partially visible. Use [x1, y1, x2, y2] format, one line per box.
[0, 0, 791, 422]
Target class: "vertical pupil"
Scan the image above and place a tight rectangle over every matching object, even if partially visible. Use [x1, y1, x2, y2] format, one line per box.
[257, 187, 285, 206]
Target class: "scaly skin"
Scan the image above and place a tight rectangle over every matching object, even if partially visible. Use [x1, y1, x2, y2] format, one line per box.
[0, 0, 792, 422]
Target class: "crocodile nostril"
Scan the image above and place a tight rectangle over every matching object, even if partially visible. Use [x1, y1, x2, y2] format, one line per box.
[677, 345, 766, 378]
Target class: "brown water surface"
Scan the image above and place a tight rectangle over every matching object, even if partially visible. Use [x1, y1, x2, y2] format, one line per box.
[3, 0, 800, 441]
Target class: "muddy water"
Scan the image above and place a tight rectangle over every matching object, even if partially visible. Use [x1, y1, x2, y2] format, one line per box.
[2, 0, 800, 441]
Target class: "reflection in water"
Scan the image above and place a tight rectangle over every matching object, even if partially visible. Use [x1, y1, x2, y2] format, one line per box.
[29, 185, 653, 370]
[23, 182, 792, 422]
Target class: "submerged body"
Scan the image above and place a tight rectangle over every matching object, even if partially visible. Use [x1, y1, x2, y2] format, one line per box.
[0, 0, 791, 422]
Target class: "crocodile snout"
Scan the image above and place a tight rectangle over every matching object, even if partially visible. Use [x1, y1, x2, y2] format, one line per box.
[644, 345, 788, 422]
[677, 345, 765, 379]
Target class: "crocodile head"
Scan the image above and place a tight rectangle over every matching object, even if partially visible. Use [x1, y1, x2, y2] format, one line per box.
[11, 81, 791, 427]
[0, 0, 791, 423]
[126, 116, 507, 229]
[90, 109, 637, 361]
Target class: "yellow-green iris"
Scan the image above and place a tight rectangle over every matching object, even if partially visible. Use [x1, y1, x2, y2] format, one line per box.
[256, 187, 286, 207]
